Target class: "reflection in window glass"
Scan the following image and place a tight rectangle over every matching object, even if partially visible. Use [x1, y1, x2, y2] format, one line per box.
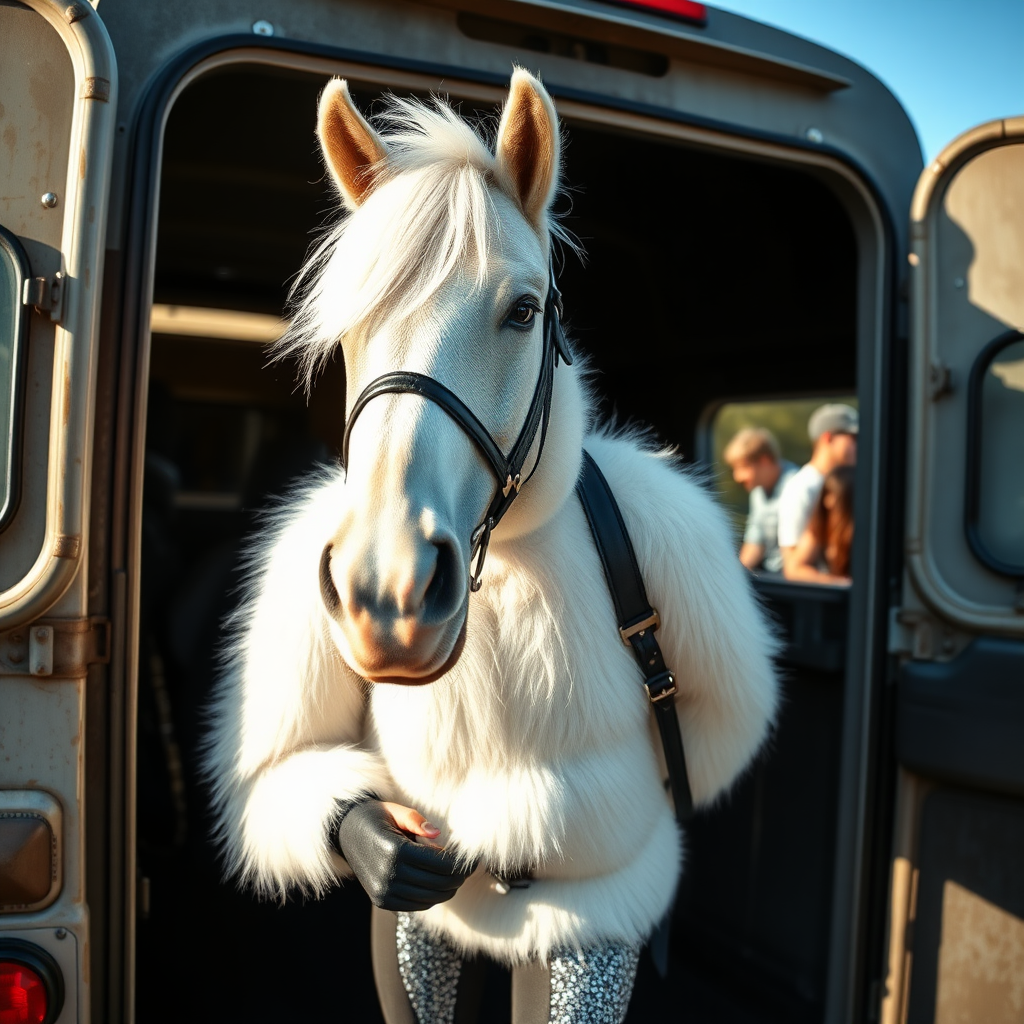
[709, 396, 858, 533]
[0, 226, 30, 528]
[978, 340, 1024, 569]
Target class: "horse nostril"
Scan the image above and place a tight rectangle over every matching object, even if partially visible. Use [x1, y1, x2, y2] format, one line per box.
[423, 537, 461, 620]
[320, 544, 341, 615]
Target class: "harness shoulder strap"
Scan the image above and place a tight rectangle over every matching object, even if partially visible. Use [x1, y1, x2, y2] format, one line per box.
[575, 449, 694, 822]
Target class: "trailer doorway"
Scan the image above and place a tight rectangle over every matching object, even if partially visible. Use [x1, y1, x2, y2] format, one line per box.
[134, 58, 866, 1023]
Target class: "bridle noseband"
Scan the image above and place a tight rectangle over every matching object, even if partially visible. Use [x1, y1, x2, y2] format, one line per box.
[341, 260, 572, 592]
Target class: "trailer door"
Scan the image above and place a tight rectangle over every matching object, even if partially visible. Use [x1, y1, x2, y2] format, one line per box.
[0, 2, 117, 1021]
[882, 117, 1024, 1024]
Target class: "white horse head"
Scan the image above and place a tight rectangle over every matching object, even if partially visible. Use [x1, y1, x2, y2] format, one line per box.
[279, 70, 587, 685]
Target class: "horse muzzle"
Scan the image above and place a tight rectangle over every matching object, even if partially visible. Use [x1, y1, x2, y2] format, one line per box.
[319, 539, 469, 684]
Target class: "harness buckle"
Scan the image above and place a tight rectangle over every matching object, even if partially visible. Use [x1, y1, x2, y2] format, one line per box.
[619, 610, 661, 647]
[645, 671, 677, 704]
[502, 473, 522, 498]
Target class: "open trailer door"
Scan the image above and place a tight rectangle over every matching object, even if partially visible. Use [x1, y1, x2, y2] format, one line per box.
[881, 117, 1024, 1024]
[0, 2, 117, 1020]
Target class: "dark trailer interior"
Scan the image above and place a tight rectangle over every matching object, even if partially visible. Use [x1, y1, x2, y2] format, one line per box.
[137, 63, 858, 1022]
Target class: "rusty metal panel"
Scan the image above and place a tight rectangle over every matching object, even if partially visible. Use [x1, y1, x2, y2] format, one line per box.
[0, 4, 74, 262]
[906, 122, 1024, 636]
[0, 5, 74, 593]
[907, 789, 1024, 1024]
[0, 0, 117, 628]
[0, 5, 117, 1023]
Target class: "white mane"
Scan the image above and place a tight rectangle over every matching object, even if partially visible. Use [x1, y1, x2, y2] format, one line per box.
[276, 95, 573, 392]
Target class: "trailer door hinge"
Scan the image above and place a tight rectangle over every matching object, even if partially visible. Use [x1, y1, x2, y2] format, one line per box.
[887, 607, 936, 661]
[0, 617, 111, 678]
[22, 271, 65, 324]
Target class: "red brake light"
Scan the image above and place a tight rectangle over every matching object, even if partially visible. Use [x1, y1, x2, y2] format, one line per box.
[599, 0, 708, 26]
[0, 962, 48, 1024]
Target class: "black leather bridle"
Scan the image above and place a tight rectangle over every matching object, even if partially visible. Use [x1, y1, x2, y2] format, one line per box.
[341, 261, 572, 591]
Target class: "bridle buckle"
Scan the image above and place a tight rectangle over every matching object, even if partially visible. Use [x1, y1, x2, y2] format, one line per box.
[502, 473, 522, 498]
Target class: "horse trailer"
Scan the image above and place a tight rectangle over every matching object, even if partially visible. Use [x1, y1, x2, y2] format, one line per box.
[0, 0, 1021, 1021]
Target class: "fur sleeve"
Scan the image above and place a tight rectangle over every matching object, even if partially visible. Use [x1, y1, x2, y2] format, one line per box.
[585, 434, 781, 807]
[204, 469, 393, 898]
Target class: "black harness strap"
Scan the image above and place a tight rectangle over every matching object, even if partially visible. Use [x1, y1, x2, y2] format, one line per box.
[575, 450, 694, 822]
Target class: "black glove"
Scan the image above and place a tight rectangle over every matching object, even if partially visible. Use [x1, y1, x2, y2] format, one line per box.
[332, 799, 473, 912]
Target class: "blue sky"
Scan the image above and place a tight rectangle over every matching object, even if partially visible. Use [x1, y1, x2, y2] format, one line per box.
[712, 0, 1024, 163]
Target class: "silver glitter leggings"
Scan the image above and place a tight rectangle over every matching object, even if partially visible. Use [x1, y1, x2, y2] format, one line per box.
[370, 908, 640, 1024]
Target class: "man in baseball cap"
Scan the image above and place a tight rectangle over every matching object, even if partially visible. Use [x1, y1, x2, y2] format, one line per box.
[777, 403, 858, 580]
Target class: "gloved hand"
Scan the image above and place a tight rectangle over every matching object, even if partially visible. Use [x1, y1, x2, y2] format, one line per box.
[333, 799, 474, 912]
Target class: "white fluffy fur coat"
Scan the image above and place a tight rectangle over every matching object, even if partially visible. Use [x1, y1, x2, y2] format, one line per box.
[206, 428, 780, 964]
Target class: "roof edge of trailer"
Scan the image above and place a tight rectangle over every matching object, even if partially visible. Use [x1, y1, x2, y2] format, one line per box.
[423, 0, 855, 93]
[417, 0, 924, 169]
[122, 30, 899, 297]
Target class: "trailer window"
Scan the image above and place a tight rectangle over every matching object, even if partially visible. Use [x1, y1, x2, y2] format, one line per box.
[0, 225, 30, 531]
[966, 331, 1024, 576]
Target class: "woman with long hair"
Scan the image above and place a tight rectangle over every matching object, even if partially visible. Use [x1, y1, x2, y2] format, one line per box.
[787, 465, 855, 585]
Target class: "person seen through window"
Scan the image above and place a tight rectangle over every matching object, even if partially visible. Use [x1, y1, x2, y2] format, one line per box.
[778, 403, 858, 579]
[786, 465, 855, 585]
[723, 427, 797, 573]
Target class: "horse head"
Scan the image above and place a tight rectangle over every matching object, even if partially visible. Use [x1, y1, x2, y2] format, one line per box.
[281, 70, 586, 684]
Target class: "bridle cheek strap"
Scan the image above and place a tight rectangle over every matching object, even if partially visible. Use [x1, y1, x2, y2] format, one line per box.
[341, 262, 570, 591]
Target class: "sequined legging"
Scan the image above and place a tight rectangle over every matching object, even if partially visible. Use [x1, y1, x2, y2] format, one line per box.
[371, 908, 640, 1024]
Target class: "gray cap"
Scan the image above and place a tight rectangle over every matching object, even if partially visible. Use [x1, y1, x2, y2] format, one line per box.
[808, 403, 858, 442]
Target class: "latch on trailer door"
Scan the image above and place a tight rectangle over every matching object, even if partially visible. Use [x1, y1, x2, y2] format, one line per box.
[21, 271, 65, 324]
[887, 608, 969, 662]
[888, 607, 939, 660]
[0, 617, 110, 678]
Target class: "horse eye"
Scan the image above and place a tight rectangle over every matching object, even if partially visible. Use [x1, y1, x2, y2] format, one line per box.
[508, 301, 538, 328]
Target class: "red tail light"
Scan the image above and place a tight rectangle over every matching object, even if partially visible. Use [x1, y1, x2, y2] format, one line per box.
[0, 942, 63, 1024]
[599, 0, 708, 26]
[0, 963, 48, 1024]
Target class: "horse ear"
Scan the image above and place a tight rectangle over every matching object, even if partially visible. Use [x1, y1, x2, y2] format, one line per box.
[317, 78, 388, 208]
[495, 68, 561, 229]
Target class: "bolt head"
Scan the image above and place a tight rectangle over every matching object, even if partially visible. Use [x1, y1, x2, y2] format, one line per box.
[805, 127, 824, 144]
[41, 192, 58, 208]
[252, 19, 274, 35]
[36, 629, 48, 641]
